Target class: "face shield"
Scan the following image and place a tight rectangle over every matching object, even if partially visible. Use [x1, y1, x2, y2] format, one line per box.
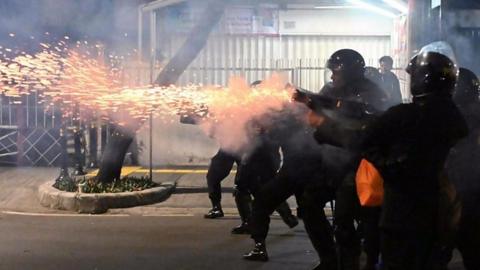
[324, 67, 332, 86]
[418, 41, 457, 65]
[407, 41, 459, 97]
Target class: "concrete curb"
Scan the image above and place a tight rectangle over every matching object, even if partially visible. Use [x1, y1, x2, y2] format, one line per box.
[38, 181, 176, 214]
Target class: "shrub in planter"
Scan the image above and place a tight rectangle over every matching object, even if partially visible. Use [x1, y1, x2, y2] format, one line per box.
[54, 176, 157, 193]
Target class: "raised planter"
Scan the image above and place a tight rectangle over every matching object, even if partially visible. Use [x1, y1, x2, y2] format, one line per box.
[38, 180, 176, 214]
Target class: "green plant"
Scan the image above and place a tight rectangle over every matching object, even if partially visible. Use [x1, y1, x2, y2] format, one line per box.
[54, 175, 157, 193]
[53, 175, 77, 192]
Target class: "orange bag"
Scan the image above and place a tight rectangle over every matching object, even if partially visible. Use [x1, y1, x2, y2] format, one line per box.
[355, 159, 384, 207]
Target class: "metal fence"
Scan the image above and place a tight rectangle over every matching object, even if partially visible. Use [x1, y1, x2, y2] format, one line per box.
[0, 56, 409, 167]
[0, 92, 94, 166]
[125, 58, 409, 98]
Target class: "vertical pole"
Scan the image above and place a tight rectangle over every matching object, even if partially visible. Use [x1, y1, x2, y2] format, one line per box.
[26, 93, 29, 128]
[55, 105, 71, 183]
[16, 96, 24, 165]
[88, 120, 98, 168]
[101, 124, 107, 155]
[35, 91, 38, 127]
[438, 0, 443, 40]
[0, 96, 3, 126]
[150, 10, 157, 83]
[138, 6, 143, 62]
[299, 59, 302, 88]
[8, 97, 11, 126]
[149, 112, 153, 181]
[57, 126, 69, 177]
[149, 9, 156, 181]
[72, 103, 86, 175]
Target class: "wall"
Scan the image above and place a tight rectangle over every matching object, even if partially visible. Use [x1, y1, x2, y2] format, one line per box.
[136, 115, 219, 166]
[279, 8, 393, 36]
[135, 5, 397, 166]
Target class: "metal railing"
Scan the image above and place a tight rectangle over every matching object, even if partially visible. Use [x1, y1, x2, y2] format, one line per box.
[0, 92, 97, 166]
[123, 58, 409, 98]
[0, 57, 410, 166]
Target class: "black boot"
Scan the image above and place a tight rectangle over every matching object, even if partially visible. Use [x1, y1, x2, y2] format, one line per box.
[276, 201, 299, 228]
[204, 204, 224, 219]
[284, 214, 299, 228]
[243, 241, 269, 261]
[231, 222, 250, 234]
[232, 191, 252, 234]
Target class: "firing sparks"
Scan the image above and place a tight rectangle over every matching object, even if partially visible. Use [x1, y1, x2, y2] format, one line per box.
[0, 39, 294, 130]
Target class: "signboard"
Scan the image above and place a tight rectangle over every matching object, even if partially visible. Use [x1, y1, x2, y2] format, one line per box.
[224, 7, 279, 35]
[223, 7, 253, 34]
[431, 0, 441, 9]
[163, 4, 279, 35]
[163, 4, 199, 33]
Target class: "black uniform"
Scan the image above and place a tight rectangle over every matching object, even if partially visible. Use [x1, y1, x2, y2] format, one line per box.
[206, 148, 240, 212]
[179, 113, 241, 219]
[360, 49, 468, 270]
[445, 102, 480, 270]
[361, 96, 467, 270]
[203, 80, 297, 223]
[244, 104, 340, 268]
[233, 125, 297, 233]
[287, 49, 386, 270]
[205, 121, 296, 228]
[313, 79, 387, 270]
[444, 68, 480, 270]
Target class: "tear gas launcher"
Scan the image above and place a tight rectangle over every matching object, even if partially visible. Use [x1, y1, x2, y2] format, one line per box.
[293, 88, 379, 128]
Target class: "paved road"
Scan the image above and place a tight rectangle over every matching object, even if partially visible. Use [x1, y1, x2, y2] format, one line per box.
[0, 213, 318, 270]
[0, 167, 467, 269]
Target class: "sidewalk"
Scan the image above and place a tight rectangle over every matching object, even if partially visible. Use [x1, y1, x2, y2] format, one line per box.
[0, 166, 245, 215]
[0, 167, 60, 213]
[0, 165, 299, 216]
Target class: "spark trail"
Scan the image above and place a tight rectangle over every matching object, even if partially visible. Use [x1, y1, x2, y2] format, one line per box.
[0, 36, 294, 133]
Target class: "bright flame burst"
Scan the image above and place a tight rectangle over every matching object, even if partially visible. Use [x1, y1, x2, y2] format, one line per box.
[0, 36, 294, 130]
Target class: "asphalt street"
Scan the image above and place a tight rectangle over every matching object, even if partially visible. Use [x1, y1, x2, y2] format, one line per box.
[0, 167, 467, 270]
[0, 213, 318, 270]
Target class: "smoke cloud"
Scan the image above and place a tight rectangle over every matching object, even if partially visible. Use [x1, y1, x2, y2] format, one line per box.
[197, 73, 294, 155]
[0, 0, 141, 52]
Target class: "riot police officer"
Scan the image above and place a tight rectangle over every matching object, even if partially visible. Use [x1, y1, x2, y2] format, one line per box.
[203, 81, 263, 219]
[359, 43, 468, 270]
[309, 49, 387, 270]
[178, 98, 239, 219]
[243, 103, 339, 270]
[204, 149, 240, 219]
[232, 117, 298, 234]
[443, 67, 480, 270]
[204, 81, 298, 234]
[361, 66, 383, 270]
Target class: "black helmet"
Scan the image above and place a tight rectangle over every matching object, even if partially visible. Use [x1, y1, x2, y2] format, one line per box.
[406, 42, 458, 97]
[453, 68, 480, 105]
[327, 49, 365, 80]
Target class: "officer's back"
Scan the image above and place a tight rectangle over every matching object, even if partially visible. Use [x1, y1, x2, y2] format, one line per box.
[362, 52, 468, 232]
